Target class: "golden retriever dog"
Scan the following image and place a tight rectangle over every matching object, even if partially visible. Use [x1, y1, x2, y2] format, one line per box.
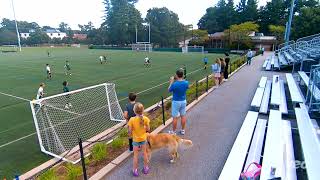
[146, 133, 193, 163]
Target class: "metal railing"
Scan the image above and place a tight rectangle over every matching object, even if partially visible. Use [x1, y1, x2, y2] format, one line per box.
[306, 65, 320, 112]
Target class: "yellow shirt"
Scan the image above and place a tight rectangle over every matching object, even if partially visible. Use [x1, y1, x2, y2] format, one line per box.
[128, 116, 150, 142]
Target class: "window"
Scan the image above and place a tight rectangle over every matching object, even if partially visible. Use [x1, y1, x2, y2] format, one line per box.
[50, 33, 53, 36]
[58, 33, 60, 36]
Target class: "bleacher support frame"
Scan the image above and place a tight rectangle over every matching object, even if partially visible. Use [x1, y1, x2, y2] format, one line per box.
[306, 65, 320, 112]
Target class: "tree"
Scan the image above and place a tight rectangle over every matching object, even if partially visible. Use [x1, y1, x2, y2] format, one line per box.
[26, 30, 50, 45]
[103, 0, 143, 45]
[198, 7, 221, 33]
[145, 7, 184, 47]
[225, 21, 259, 49]
[292, 6, 320, 39]
[269, 25, 285, 46]
[58, 22, 69, 32]
[189, 29, 209, 46]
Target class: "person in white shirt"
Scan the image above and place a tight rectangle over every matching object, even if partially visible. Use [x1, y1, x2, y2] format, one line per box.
[144, 56, 151, 67]
[36, 83, 45, 100]
[246, 49, 253, 65]
[46, 64, 52, 79]
[99, 56, 104, 64]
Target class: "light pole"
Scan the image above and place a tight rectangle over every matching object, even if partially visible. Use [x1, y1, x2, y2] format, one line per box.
[11, 0, 22, 51]
[285, 0, 295, 44]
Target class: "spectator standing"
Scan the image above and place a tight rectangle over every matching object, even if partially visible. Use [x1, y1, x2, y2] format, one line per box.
[224, 53, 230, 81]
[261, 47, 265, 56]
[219, 58, 226, 84]
[123, 93, 137, 152]
[212, 58, 221, 87]
[168, 69, 189, 135]
[128, 103, 150, 176]
[246, 49, 253, 65]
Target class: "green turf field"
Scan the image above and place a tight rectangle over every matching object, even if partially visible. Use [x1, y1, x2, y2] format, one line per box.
[0, 47, 238, 178]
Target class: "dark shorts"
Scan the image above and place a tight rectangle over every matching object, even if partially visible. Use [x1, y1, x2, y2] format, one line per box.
[47, 71, 51, 74]
[204, 62, 208, 65]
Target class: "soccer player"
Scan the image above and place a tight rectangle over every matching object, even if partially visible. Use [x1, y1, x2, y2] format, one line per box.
[47, 50, 51, 57]
[99, 55, 105, 64]
[46, 64, 52, 80]
[63, 81, 72, 109]
[104, 55, 108, 63]
[144, 56, 151, 67]
[36, 83, 45, 100]
[203, 56, 209, 69]
[64, 60, 71, 75]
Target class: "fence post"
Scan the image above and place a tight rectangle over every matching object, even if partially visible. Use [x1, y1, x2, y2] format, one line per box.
[161, 96, 165, 125]
[79, 138, 88, 180]
[196, 80, 198, 99]
[206, 76, 209, 92]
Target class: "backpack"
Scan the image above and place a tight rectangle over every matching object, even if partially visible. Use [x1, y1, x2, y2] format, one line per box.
[240, 162, 262, 180]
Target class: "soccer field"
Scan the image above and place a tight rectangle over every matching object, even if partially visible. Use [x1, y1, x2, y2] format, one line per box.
[0, 47, 238, 178]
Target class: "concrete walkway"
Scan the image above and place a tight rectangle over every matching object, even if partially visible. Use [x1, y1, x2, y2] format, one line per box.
[105, 52, 273, 180]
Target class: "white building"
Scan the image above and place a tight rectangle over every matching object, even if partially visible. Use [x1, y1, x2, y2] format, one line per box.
[46, 29, 67, 39]
[20, 29, 67, 39]
[20, 33, 30, 38]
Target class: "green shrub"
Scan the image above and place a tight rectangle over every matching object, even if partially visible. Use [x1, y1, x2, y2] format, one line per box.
[91, 143, 108, 162]
[150, 117, 163, 130]
[66, 163, 82, 180]
[38, 169, 57, 180]
[85, 157, 90, 165]
[111, 138, 125, 149]
[118, 128, 128, 138]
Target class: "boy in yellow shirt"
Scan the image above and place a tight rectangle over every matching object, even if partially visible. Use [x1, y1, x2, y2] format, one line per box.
[128, 103, 150, 176]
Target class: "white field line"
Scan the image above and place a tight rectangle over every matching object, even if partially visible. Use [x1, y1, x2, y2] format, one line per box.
[0, 91, 30, 102]
[0, 132, 36, 149]
[0, 67, 204, 149]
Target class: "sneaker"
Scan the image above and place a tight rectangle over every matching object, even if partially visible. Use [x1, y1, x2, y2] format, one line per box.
[180, 129, 185, 135]
[168, 130, 176, 135]
[132, 169, 139, 177]
[143, 166, 150, 174]
[64, 104, 69, 109]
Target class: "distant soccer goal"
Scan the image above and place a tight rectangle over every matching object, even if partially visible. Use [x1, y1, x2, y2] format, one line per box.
[182, 46, 204, 53]
[29, 83, 125, 163]
[132, 43, 152, 52]
[0, 45, 18, 53]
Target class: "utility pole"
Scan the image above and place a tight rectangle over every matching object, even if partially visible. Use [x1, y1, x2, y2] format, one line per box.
[11, 0, 22, 51]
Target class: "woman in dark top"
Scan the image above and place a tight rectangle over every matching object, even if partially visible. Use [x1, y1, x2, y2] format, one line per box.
[123, 92, 137, 151]
[224, 52, 230, 81]
[219, 58, 226, 84]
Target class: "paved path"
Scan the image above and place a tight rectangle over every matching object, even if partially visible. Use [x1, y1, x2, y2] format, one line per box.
[105, 52, 273, 180]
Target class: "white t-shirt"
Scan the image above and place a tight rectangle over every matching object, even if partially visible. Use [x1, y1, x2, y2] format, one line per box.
[46, 66, 51, 73]
[99, 56, 104, 61]
[247, 51, 253, 58]
[145, 57, 149, 63]
[37, 87, 44, 99]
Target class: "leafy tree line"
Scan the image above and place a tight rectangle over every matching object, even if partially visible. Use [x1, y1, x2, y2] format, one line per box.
[0, 0, 187, 47]
[198, 0, 320, 40]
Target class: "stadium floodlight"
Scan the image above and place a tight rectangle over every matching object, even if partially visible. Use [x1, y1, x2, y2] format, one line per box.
[29, 83, 125, 163]
[11, 0, 22, 52]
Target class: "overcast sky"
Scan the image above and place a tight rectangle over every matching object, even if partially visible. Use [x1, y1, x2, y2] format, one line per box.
[0, 0, 268, 30]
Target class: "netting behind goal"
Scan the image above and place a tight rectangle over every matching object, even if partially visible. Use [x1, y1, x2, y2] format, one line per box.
[30, 83, 125, 163]
[182, 46, 204, 53]
[132, 43, 152, 52]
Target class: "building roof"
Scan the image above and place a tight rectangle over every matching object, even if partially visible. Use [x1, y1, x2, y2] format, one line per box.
[45, 29, 61, 33]
[209, 32, 224, 38]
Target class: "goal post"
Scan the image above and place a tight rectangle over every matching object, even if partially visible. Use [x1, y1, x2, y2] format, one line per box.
[29, 83, 125, 163]
[182, 46, 204, 53]
[132, 43, 152, 52]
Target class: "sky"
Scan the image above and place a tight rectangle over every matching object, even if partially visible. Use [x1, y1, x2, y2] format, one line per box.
[0, 0, 268, 30]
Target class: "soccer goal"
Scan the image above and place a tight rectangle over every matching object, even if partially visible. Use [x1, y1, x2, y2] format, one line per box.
[132, 43, 152, 52]
[29, 83, 125, 163]
[182, 46, 204, 53]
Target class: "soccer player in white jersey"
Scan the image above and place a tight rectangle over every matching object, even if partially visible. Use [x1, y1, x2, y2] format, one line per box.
[144, 56, 151, 67]
[36, 83, 45, 100]
[46, 64, 52, 79]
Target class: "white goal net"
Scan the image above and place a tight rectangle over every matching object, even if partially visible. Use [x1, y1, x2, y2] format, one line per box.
[182, 46, 204, 53]
[132, 43, 152, 52]
[29, 83, 125, 163]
